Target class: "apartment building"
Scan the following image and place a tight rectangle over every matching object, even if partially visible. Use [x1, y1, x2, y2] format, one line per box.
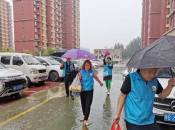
[13, 0, 80, 53]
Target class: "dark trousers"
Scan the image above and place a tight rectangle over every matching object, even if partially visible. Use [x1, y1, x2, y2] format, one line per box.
[80, 90, 93, 120]
[64, 74, 73, 96]
[126, 120, 161, 130]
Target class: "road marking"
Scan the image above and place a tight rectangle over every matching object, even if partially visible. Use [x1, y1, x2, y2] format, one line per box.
[0, 91, 65, 127]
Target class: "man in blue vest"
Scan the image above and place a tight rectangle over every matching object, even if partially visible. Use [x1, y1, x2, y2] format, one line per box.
[60, 58, 75, 100]
[113, 68, 175, 130]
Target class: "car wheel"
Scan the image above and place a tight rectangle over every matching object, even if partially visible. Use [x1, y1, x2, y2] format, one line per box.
[39, 81, 45, 85]
[49, 71, 59, 82]
[27, 77, 31, 87]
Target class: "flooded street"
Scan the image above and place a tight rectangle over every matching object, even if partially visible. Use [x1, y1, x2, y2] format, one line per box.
[0, 67, 175, 130]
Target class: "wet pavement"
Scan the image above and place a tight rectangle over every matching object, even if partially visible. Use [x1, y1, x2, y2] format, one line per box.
[0, 67, 175, 130]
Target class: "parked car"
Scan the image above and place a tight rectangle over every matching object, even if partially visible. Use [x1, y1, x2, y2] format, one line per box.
[50, 56, 80, 71]
[78, 59, 99, 70]
[0, 62, 27, 97]
[35, 57, 63, 82]
[122, 68, 137, 80]
[91, 59, 104, 67]
[49, 56, 65, 63]
[153, 68, 175, 125]
[0, 53, 48, 87]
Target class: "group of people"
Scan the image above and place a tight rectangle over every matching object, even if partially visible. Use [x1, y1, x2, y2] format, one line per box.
[61, 56, 175, 130]
[60, 56, 113, 126]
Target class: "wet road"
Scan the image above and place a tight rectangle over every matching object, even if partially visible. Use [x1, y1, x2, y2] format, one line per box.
[0, 68, 175, 130]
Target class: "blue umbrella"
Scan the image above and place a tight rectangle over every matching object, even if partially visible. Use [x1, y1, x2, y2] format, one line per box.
[61, 49, 97, 60]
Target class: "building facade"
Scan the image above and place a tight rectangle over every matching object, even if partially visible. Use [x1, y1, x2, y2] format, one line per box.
[94, 49, 122, 61]
[141, 0, 169, 48]
[13, 0, 80, 53]
[0, 0, 13, 50]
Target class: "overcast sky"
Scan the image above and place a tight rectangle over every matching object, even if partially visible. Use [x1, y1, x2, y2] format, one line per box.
[80, 0, 142, 51]
[5, 0, 142, 51]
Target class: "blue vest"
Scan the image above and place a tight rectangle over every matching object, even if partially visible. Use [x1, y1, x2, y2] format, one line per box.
[125, 72, 158, 125]
[62, 62, 73, 77]
[80, 69, 94, 91]
[103, 62, 112, 77]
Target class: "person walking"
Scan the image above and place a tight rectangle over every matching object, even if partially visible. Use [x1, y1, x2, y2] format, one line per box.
[113, 68, 175, 130]
[78, 60, 103, 126]
[103, 56, 113, 95]
[60, 58, 75, 100]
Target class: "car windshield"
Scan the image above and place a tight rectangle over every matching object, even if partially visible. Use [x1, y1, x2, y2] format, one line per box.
[0, 62, 6, 69]
[46, 58, 61, 65]
[156, 68, 175, 78]
[22, 55, 41, 65]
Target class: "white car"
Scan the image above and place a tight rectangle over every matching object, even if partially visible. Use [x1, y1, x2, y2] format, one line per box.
[0, 62, 27, 97]
[91, 59, 104, 67]
[35, 57, 63, 82]
[0, 53, 48, 87]
[122, 68, 137, 80]
[78, 59, 99, 70]
[153, 68, 175, 125]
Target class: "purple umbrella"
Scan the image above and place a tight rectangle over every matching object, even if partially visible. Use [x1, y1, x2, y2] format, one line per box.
[61, 49, 97, 60]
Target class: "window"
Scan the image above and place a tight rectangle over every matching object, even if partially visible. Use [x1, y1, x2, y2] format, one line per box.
[166, 18, 169, 24]
[172, 0, 174, 8]
[35, 34, 38, 39]
[51, 1, 54, 6]
[52, 26, 55, 30]
[35, 21, 37, 26]
[51, 20, 55, 24]
[42, 30, 46, 34]
[34, 7, 37, 12]
[36, 58, 49, 65]
[166, 8, 170, 14]
[168, 0, 170, 4]
[22, 34, 25, 38]
[13, 56, 23, 66]
[43, 36, 47, 40]
[42, 4, 46, 8]
[171, 17, 174, 26]
[34, 0, 36, 5]
[42, 10, 46, 15]
[51, 8, 54, 12]
[52, 32, 55, 36]
[1, 56, 11, 65]
[43, 42, 47, 46]
[52, 38, 55, 42]
[42, 17, 46, 21]
[35, 41, 38, 46]
[42, 23, 46, 28]
[34, 14, 37, 19]
[35, 28, 37, 33]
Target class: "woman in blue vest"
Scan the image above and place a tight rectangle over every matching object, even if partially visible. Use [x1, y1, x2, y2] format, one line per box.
[103, 56, 113, 95]
[113, 68, 175, 130]
[78, 60, 103, 126]
[60, 58, 75, 100]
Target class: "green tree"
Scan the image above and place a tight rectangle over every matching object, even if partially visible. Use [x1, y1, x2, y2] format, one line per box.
[122, 36, 141, 59]
[43, 47, 58, 56]
[0, 46, 14, 52]
[25, 50, 33, 55]
[114, 43, 124, 51]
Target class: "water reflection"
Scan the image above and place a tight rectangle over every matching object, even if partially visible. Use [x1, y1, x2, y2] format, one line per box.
[102, 95, 112, 129]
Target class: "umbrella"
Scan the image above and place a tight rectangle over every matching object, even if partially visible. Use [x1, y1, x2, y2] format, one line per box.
[51, 49, 67, 57]
[127, 35, 175, 69]
[101, 49, 111, 57]
[61, 49, 97, 60]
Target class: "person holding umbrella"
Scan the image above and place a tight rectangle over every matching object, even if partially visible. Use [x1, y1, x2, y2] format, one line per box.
[77, 60, 103, 126]
[103, 56, 113, 95]
[60, 58, 75, 100]
[113, 35, 175, 130]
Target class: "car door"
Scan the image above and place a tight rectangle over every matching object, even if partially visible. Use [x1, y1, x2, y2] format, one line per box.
[0, 56, 12, 68]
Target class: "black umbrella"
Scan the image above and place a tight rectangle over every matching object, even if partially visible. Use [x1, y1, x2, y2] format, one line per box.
[51, 49, 68, 57]
[127, 35, 175, 69]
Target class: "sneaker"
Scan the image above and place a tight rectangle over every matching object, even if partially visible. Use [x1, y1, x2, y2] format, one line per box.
[66, 95, 69, 97]
[107, 92, 110, 95]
